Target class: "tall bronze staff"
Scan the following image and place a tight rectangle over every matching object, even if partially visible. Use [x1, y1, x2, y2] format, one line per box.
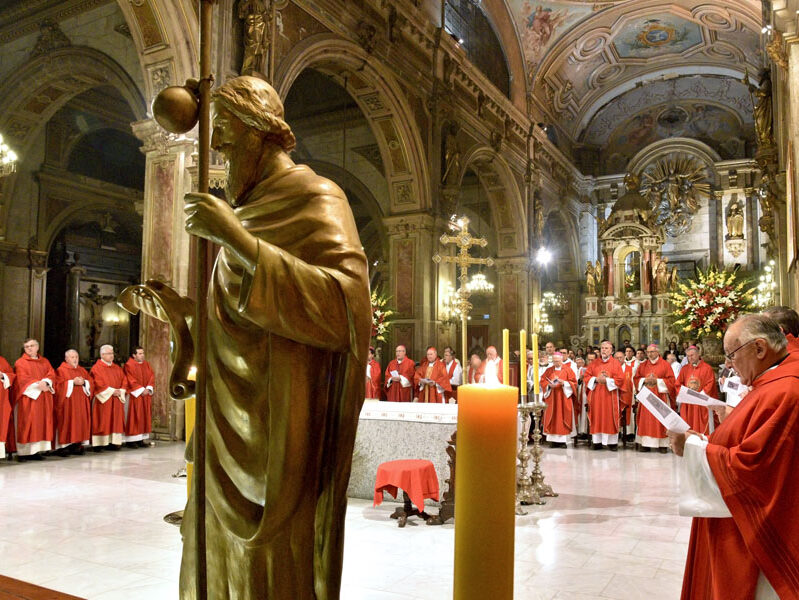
[151, 1, 216, 598]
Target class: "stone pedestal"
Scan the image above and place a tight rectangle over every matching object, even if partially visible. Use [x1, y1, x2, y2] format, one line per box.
[584, 295, 599, 316]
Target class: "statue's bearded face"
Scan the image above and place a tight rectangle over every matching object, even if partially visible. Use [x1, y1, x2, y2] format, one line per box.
[211, 102, 266, 206]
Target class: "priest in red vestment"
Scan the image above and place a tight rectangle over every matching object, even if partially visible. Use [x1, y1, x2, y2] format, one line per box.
[0, 355, 15, 459]
[616, 349, 636, 441]
[583, 340, 625, 450]
[123, 346, 155, 446]
[540, 352, 578, 447]
[483, 345, 503, 384]
[763, 305, 799, 353]
[635, 343, 676, 452]
[13, 339, 55, 459]
[384, 344, 415, 402]
[54, 349, 91, 454]
[670, 314, 799, 600]
[676, 345, 719, 434]
[365, 346, 381, 400]
[413, 347, 451, 403]
[89, 344, 127, 449]
[442, 346, 462, 403]
[466, 352, 485, 384]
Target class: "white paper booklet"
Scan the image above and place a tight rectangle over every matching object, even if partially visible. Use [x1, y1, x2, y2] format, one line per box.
[636, 388, 690, 433]
[676, 386, 726, 407]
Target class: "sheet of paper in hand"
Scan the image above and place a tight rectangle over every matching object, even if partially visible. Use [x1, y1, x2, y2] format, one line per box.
[676, 387, 726, 407]
[390, 370, 399, 378]
[636, 388, 690, 434]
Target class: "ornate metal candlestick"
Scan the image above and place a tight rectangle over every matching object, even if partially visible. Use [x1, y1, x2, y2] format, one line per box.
[530, 392, 557, 499]
[515, 398, 542, 513]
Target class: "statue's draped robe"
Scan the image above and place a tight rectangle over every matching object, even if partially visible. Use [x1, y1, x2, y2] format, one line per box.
[179, 165, 370, 600]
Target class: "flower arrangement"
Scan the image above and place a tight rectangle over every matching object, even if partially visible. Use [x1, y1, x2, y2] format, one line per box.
[671, 266, 754, 339]
[370, 289, 394, 342]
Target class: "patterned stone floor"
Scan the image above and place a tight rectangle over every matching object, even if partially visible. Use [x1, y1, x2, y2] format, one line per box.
[0, 441, 689, 599]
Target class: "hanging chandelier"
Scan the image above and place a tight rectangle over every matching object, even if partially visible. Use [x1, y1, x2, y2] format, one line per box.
[0, 134, 18, 178]
[542, 290, 570, 316]
[466, 272, 494, 295]
[753, 260, 777, 308]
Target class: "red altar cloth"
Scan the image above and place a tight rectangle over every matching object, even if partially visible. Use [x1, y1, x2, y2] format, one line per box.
[373, 459, 439, 512]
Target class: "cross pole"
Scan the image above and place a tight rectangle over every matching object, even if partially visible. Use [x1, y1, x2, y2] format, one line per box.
[433, 216, 495, 369]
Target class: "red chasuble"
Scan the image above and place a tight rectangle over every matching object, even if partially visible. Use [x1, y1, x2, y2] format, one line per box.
[583, 357, 624, 435]
[13, 354, 55, 455]
[413, 359, 452, 403]
[786, 333, 799, 353]
[620, 361, 635, 423]
[54, 362, 91, 448]
[681, 353, 799, 600]
[89, 359, 127, 446]
[444, 360, 459, 403]
[540, 365, 577, 435]
[677, 360, 719, 434]
[634, 358, 676, 440]
[0, 356, 15, 458]
[384, 358, 415, 402]
[467, 363, 484, 384]
[123, 358, 155, 441]
[365, 358, 381, 399]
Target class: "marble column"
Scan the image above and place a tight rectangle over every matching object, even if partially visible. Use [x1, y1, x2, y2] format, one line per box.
[496, 257, 529, 340]
[383, 213, 436, 360]
[131, 118, 195, 434]
[28, 250, 48, 345]
[66, 264, 86, 351]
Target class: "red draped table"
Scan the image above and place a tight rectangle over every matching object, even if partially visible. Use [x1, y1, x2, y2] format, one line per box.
[374, 459, 439, 527]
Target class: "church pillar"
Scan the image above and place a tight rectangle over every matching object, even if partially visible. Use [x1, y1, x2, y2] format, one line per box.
[496, 257, 529, 344]
[383, 213, 436, 361]
[131, 119, 195, 434]
[604, 250, 614, 297]
[28, 250, 48, 346]
[66, 264, 86, 351]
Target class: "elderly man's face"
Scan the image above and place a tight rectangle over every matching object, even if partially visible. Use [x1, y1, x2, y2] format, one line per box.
[101, 347, 114, 363]
[486, 347, 498, 360]
[23, 340, 39, 358]
[65, 350, 79, 368]
[686, 348, 699, 365]
[395, 346, 406, 360]
[647, 347, 660, 361]
[614, 351, 624, 363]
[426, 348, 437, 363]
[576, 357, 585, 368]
[552, 354, 563, 368]
[724, 323, 766, 385]
[600, 342, 613, 359]
[444, 348, 453, 362]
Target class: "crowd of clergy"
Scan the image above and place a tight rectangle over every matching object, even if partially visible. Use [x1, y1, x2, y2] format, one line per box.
[0, 340, 156, 462]
[365, 305, 798, 456]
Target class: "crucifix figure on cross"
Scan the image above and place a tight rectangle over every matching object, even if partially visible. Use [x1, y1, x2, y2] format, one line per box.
[433, 216, 495, 369]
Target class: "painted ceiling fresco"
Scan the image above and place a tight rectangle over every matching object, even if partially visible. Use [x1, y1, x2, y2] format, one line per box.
[516, 0, 763, 156]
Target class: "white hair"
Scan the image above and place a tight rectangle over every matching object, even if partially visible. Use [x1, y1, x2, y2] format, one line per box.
[100, 344, 114, 354]
[730, 314, 787, 352]
[65, 349, 79, 357]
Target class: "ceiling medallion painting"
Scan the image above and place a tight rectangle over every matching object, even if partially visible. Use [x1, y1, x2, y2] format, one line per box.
[612, 14, 703, 58]
[640, 154, 712, 237]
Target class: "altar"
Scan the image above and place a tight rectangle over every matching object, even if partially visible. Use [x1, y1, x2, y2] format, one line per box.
[347, 401, 457, 505]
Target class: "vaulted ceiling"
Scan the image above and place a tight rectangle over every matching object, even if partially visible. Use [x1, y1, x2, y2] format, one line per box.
[493, 0, 764, 174]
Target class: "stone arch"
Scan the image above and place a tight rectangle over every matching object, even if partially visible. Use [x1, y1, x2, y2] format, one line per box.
[275, 34, 430, 214]
[115, 0, 199, 101]
[481, 0, 529, 111]
[0, 46, 146, 239]
[541, 207, 581, 279]
[627, 137, 722, 186]
[457, 146, 527, 258]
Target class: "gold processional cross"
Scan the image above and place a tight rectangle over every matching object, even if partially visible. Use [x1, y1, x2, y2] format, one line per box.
[433, 216, 495, 369]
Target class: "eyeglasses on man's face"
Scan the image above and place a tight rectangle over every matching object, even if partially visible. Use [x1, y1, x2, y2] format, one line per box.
[724, 338, 758, 361]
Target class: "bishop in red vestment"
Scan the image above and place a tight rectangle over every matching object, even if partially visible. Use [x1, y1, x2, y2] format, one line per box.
[618, 350, 637, 439]
[671, 315, 799, 600]
[540, 352, 578, 447]
[365, 347, 381, 400]
[413, 347, 452, 403]
[384, 344, 415, 402]
[583, 341, 625, 449]
[635, 344, 676, 452]
[89, 345, 127, 448]
[54, 349, 91, 453]
[123, 347, 155, 445]
[13, 339, 55, 458]
[0, 355, 15, 459]
[676, 346, 719, 434]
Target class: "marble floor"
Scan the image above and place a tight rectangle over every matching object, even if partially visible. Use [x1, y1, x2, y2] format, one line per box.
[0, 442, 689, 600]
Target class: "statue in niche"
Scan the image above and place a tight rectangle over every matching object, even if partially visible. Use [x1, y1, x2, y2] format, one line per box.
[239, 0, 270, 75]
[652, 257, 677, 294]
[120, 77, 371, 599]
[726, 199, 745, 239]
[743, 69, 775, 149]
[585, 261, 598, 296]
[441, 123, 460, 185]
